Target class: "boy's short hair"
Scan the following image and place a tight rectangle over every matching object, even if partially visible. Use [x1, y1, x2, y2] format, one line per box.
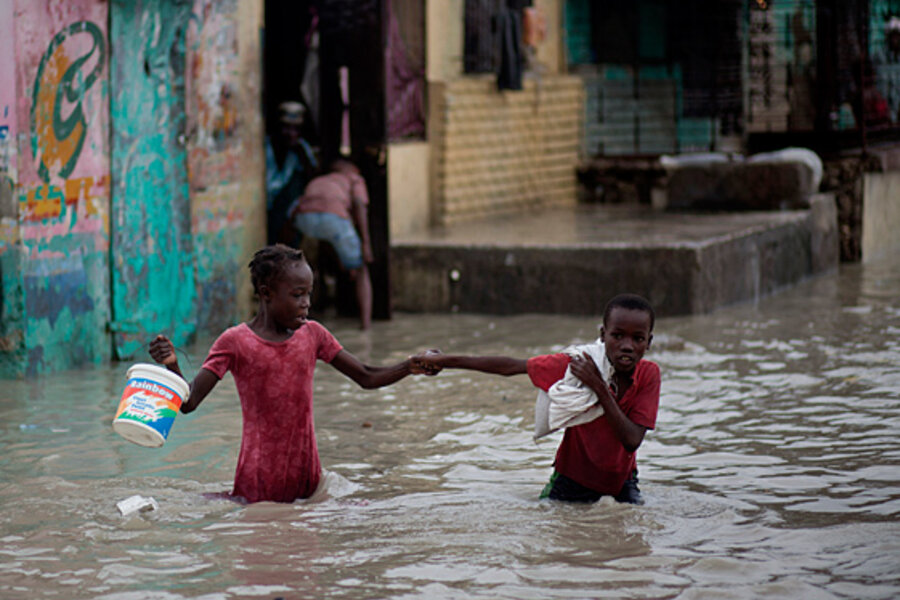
[249, 244, 307, 293]
[603, 293, 655, 331]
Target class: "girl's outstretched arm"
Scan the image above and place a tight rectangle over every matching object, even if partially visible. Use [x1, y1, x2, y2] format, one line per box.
[148, 334, 218, 414]
[329, 349, 414, 389]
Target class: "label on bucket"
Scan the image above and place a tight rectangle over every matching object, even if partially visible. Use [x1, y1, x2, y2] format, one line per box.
[114, 377, 182, 446]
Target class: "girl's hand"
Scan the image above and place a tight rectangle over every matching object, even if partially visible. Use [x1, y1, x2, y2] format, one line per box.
[149, 335, 178, 367]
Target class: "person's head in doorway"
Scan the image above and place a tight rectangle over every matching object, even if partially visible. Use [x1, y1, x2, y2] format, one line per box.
[278, 101, 307, 148]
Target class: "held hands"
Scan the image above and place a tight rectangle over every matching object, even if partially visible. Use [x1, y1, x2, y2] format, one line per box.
[409, 349, 443, 376]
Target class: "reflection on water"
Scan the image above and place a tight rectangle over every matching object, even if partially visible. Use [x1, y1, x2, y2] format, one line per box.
[1, 255, 899, 599]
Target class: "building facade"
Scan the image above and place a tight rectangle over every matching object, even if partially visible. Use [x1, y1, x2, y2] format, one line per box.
[4, 0, 898, 376]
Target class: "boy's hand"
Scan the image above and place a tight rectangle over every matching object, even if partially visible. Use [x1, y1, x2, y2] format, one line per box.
[410, 349, 443, 376]
[569, 352, 606, 392]
[149, 335, 178, 367]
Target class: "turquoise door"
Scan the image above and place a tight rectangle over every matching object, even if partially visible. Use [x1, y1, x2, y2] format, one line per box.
[108, 0, 195, 359]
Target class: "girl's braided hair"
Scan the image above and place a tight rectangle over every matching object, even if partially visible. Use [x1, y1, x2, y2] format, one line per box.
[248, 244, 306, 294]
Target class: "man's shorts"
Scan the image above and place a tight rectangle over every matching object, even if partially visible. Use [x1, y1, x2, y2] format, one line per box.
[293, 212, 363, 270]
[539, 470, 644, 505]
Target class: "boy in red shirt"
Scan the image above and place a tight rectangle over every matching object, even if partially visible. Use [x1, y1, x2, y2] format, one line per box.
[416, 293, 660, 504]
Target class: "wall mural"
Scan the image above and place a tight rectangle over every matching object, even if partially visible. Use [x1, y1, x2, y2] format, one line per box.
[31, 21, 105, 183]
[12, 1, 111, 376]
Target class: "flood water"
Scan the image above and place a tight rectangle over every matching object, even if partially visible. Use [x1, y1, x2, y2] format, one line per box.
[2, 254, 899, 599]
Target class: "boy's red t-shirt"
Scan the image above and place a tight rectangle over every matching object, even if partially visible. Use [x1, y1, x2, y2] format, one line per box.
[201, 321, 343, 503]
[527, 353, 660, 495]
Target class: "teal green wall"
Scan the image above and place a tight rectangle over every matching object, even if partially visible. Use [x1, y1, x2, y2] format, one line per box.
[108, 0, 196, 360]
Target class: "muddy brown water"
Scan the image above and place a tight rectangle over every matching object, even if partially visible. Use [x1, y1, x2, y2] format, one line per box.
[1, 255, 899, 599]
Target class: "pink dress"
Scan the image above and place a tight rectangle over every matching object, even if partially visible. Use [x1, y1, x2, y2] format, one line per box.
[201, 321, 343, 503]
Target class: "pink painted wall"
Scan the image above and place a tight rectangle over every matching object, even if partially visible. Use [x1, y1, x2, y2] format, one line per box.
[0, 0, 17, 185]
[1, 0, 265, 377]
[15, 0, 109, 230]
[10, 0, 111, 375]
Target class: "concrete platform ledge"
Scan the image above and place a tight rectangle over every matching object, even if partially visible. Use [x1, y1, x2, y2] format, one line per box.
[390, 194, 838, 317]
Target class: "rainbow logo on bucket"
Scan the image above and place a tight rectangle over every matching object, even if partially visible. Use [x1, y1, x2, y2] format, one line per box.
[113, 363, 189, 448]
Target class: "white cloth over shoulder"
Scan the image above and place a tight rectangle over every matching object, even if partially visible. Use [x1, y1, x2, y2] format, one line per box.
[533, 339, 614, 441]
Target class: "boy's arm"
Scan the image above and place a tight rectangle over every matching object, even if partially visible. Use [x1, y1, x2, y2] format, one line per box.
[148, 334, 218, 414]
[419, 354, 528, 377]
[569, 353, 647, 453]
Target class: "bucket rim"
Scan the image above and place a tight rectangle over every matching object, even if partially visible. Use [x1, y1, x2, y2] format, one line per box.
[126, 362, 190, 398]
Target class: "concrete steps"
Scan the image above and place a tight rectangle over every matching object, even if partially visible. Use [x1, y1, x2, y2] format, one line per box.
[390, 195, 838, 317]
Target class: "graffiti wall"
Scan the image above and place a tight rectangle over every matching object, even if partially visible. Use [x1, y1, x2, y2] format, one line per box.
[7, 0, 111, 376]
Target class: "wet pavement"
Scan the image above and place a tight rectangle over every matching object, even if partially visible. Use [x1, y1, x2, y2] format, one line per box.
[394, 202, 817, 247]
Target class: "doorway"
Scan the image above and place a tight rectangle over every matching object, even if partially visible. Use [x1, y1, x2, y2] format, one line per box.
[263, 0, 391, 321]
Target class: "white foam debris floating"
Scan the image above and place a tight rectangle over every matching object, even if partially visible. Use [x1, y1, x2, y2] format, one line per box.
[116, 495, 159, 516]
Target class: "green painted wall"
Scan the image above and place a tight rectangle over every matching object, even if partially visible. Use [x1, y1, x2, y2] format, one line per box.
[109, 0, 196, 359]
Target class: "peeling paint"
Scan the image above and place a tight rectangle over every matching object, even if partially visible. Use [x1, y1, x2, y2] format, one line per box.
[186, 0, 257, 328]
[109, 0, 196, 360]
[24, 252, 95, 327]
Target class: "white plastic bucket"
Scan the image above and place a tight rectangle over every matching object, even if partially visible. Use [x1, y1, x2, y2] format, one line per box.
[113, 363, 189, 447]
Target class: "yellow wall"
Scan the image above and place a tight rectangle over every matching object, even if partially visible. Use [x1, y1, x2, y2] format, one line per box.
[430, 76, 582, 225]
[532, 0, 564, 74]
[388, 142, 431, 238]
[426, 0, 464, 83]
[422, 0, 581, 226]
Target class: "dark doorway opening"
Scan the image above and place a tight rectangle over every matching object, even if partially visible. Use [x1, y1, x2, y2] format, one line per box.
[263, 0, 390, 322]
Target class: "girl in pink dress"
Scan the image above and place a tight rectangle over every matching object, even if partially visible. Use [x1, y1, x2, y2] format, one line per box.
[149, 244, 433, 503]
